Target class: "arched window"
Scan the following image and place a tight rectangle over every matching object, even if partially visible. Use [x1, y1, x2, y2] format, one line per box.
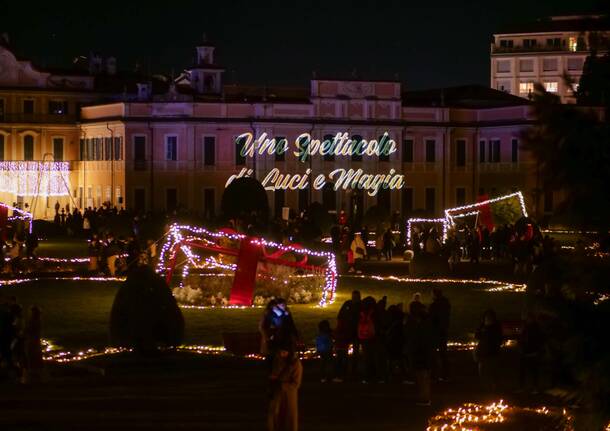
[323, 134, 335, 162]
[379, 134, 390, 162]
[23, 135, 34, 161]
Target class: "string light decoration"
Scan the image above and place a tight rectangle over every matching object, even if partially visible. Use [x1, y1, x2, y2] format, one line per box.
[445, 191, 528, 226]
[156, 224, 338, 306]
[0, 161, 71, 196]
[427, 400, 574, 431]
[343, 274, 526, 293]
[1, 202, 33, 233]
[406, 218, 449, 245]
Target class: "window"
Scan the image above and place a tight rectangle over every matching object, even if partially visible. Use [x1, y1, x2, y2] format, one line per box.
[377, 188, 391, 209]
[546, 38, 561, 48]
[568, 37, 577, 52]
[402, 187, 413, 215]
[134, 136, 146, 170]
[0, 99, 4, 120]
[499, 39, 514, 48]
[298, 188, 309, 212]
[203, 189, 215, 219]
[544, 82, 558, 93]
[274, 136, 287, 162]
[497, 81, 511, 93]
[489, 139, 501, 163]
[166, 188, 178, 211]
[323, 134, 335, 161]
[165, 136, 178, 161]
[425, 188, 436, 214]
[351, 135, 363, 162]
[479, 140, 486, 163]
[322, 183, 336, 212]
[496, 60, 510, 73]
[425, 140, 436, 162]
[519, 59, 534, 72]
[0, 134, 4, 161]
[274, 189, 285, 218]
[95, 137, 102, 160]
[402, 139, 413, 163]
[542, 58, 558, 71]
[49, 100, 68, 115]
[523, 39, 537, 48]
[456, 188, 466, 206]
[23, 135, 34, 160]
[379, 134, 390, 162]
[456, 139, 466, 167]
[114, 137, 123, 160]
[519, 82, 534, 95]
[104, 138, 112, 161]
[86, 138, 94, 161]
[235, 135, 247, 165]
[134, 188, 146, 212]
[567, 57, 584, 71]
[23, 100, 34, 115]
[203, 136, 216, 166]
[53, 138, 64, 161]
[511, 138, 519, 163]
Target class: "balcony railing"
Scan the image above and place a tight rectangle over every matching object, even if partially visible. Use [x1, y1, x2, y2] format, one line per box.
[0, 113, 78, 124]
[491, 45, 588, 54]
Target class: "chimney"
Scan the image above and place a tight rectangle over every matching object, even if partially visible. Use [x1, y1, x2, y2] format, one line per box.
[136, 82, 151, 101]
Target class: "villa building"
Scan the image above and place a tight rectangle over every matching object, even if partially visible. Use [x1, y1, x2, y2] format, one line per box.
[490, 14, 609, 102]
[0, 32, 564, 222]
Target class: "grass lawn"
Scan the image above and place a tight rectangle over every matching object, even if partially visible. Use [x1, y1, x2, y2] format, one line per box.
[1, 276, 525, 350]
[36, 239, 89, 258]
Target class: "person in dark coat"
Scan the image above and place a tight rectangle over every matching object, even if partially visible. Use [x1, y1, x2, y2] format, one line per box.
[338, 290, 361, 377]
[474, 309, 503, 391]
[428, 287, 451, 381]
[519, 312, 544, 393]
[405, 303, 433, 405]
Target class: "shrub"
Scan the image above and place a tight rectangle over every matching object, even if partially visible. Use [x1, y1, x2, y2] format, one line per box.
[110, 265, 185, 353]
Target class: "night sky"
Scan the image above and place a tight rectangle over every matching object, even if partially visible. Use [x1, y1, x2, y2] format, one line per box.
[1, 0, 606, 90]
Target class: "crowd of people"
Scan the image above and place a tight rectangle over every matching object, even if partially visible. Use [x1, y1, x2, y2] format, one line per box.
[319, 289, 452, 406]
[0, 296, 43, 383]
[411, 219, 560, 276]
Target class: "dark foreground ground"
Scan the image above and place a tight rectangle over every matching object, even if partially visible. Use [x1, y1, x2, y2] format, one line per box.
[0, 349, 557, 431]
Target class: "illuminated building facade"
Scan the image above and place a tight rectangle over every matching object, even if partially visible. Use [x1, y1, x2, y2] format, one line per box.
[491, 14, 609, 103]
[1, 37, 555, 221]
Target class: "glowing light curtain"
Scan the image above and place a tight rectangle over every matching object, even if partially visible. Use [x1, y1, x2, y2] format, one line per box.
[0, 161, 71, 196]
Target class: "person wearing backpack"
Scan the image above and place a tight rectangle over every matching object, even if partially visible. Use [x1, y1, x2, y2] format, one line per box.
[358, 296, 377, 383]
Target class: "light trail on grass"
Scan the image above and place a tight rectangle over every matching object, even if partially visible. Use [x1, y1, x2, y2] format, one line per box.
[340, 274, 527, 293]
[41, 339, 514, 364]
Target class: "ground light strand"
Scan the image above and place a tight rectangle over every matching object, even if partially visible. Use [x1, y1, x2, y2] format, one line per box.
[341, 274, 527, 293]
[426, 400, 574, 431]
[40, 339, 512, 364]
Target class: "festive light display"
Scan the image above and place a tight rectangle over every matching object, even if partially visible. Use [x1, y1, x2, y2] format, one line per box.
[406, 218, 449, 245]
[1, 202, 33, 233]
[0, 275, 125, 287]
[157, 224, 337, 306]
[0, 161, 71, 196]
[427, 400, 574, 431]
[445, 191, 528, 226]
